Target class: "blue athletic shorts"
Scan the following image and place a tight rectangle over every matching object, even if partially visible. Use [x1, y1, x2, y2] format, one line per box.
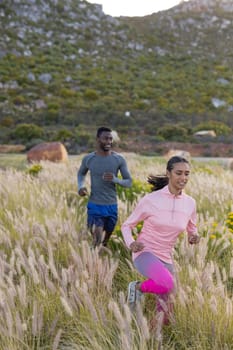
[87, 202, 118, 233]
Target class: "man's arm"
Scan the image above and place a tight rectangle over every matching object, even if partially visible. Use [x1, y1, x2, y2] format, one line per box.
[113, 156, 132, 188]
[112, 175, 132, 188]
[77, 158, 89, 196]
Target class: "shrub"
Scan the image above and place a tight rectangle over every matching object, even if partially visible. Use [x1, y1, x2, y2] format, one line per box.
[13, 123, 44, 142]
[84, 89, 99, 100]
[59, 88, 77, 98]
[157, 124, 189, 141]
[0, 95, 7, 102]
[26, 163, 43, 176]
[75, 130, 92, 146]
[45, 109, 59, 123]
[194, 120, 232, 136]
[12, 95, 26, 105]
[226, 212, 233, 233]
[0, 117, 14, 127]
[53, 129, 74, 142]
[117, 178, 151, 211]
[25, 138, 45, 150]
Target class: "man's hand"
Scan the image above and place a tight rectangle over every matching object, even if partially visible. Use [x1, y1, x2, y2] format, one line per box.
[78, 187, 88, 196]
[102, 172, 114, 181]
[129, 241, 144, 252]
[188, 234, 200, 245]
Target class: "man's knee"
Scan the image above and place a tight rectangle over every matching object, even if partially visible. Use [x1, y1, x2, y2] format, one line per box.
[90, 225, 105, 246]
[102, 231, 112, 246]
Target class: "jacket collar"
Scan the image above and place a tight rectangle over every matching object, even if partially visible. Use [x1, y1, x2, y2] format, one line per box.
[161, 185, 183, 198]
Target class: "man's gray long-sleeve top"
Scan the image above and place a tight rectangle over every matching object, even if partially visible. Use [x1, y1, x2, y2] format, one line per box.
[77, 151, 132, 205]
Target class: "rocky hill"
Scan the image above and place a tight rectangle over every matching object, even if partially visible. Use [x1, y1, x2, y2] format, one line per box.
[0, 0, 233, 151]
[126, 0, 233, 63]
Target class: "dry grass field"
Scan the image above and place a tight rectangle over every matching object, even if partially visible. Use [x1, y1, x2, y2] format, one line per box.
[0, 153, 233, 349]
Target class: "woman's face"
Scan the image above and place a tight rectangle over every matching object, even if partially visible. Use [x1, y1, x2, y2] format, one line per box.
[167, 162, 190, 194]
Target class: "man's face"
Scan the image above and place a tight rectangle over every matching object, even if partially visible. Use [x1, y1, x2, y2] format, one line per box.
[97, 131, 113, 152]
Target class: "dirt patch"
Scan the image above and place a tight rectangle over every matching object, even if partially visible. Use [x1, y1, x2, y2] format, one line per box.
[0, 144, 26, 153]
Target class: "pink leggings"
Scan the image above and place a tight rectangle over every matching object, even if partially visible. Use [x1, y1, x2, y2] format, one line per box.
[134, 252, 174, 295]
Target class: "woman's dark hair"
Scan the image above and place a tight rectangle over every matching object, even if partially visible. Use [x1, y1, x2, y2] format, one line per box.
[148, 156, 190, 192]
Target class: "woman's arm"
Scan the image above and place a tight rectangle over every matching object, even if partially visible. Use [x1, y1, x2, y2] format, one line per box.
[121, 196, 148, 248]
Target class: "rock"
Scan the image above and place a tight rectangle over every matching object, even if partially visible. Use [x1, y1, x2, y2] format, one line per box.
[165, 149, 191, 160]
[211, 98, 226, 108]
[27, 142, 68, 163]
[193, 130, 216, 138]
[111, 130, 120, 142]
[38, 73, 52, 84]
[27, 72, 36, 81]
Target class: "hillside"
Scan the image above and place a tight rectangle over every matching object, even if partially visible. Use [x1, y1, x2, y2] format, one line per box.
[0, 0, 233, 152]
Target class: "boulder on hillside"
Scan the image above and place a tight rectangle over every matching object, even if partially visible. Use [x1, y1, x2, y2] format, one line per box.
[165, 149, 191, 161]
[193, 130, 216, 138]
[27, 142, 68, 163]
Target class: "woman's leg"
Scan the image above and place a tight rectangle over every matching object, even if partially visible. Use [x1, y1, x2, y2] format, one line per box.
[134, 252, 175, 325]
[134, 252, 174, 295]
[155, 259, 175, 323]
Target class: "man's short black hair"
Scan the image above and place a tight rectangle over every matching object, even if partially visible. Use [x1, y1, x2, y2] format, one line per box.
[96, 126, 112, 138]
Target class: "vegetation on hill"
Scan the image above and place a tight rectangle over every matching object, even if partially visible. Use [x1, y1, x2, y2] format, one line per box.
[0, 0, 233, 152]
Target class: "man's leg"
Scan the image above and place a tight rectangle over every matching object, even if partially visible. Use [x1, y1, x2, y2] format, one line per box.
[90, 224, 105, 247]
[87, 203, 105, 248]
[87, 213, 105, 248]
[102, 213, 117, 246]
[102, 230, 112, 246]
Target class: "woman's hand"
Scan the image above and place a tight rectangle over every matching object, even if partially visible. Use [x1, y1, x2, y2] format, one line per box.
[129, 241, 144, 252]
[188, 234, 200, 245]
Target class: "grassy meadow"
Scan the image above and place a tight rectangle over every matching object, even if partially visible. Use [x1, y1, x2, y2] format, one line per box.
[0, 153, 233, 349]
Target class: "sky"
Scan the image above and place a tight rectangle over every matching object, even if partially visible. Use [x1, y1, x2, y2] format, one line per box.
[86, 0, 188, 17]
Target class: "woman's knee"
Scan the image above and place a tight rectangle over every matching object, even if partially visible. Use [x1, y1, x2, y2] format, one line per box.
[162, 275, 174, 293]
[155, 274, 174, 294]
[140, 275, 174, 294]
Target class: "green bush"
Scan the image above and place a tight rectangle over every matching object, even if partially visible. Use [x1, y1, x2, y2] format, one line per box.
[0, 117, 14, 127]
[157, 123, 189, 141]
[12, 95, 26, 105]
[84, 89, 99, 100]
[26, 163, 43, 176]
[45, 109, 60, 123]
[194, 120, 232, 136]
[0, 126, 12, 143]
[53, 129, 74, 141]
[0, 95, 7, 102]
[12, 123, 44, 142]
[59, 88, 77, 98]
[25, 138, 45, 150]
[75, 130, 92, 146]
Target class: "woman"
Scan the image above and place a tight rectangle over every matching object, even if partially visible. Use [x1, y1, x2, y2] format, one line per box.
[121, 156, 200, 325]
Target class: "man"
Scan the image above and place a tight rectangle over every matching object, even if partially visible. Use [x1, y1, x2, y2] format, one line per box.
[77, 126, 132, 247]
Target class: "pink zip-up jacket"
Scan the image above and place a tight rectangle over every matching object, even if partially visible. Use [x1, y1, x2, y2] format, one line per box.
[121, 185, 197, 264]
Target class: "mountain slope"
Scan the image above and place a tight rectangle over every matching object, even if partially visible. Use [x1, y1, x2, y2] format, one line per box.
[0, 0, 233, 141]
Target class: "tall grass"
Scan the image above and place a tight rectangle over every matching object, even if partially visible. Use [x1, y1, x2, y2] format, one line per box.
[0, 154, 233, 349]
